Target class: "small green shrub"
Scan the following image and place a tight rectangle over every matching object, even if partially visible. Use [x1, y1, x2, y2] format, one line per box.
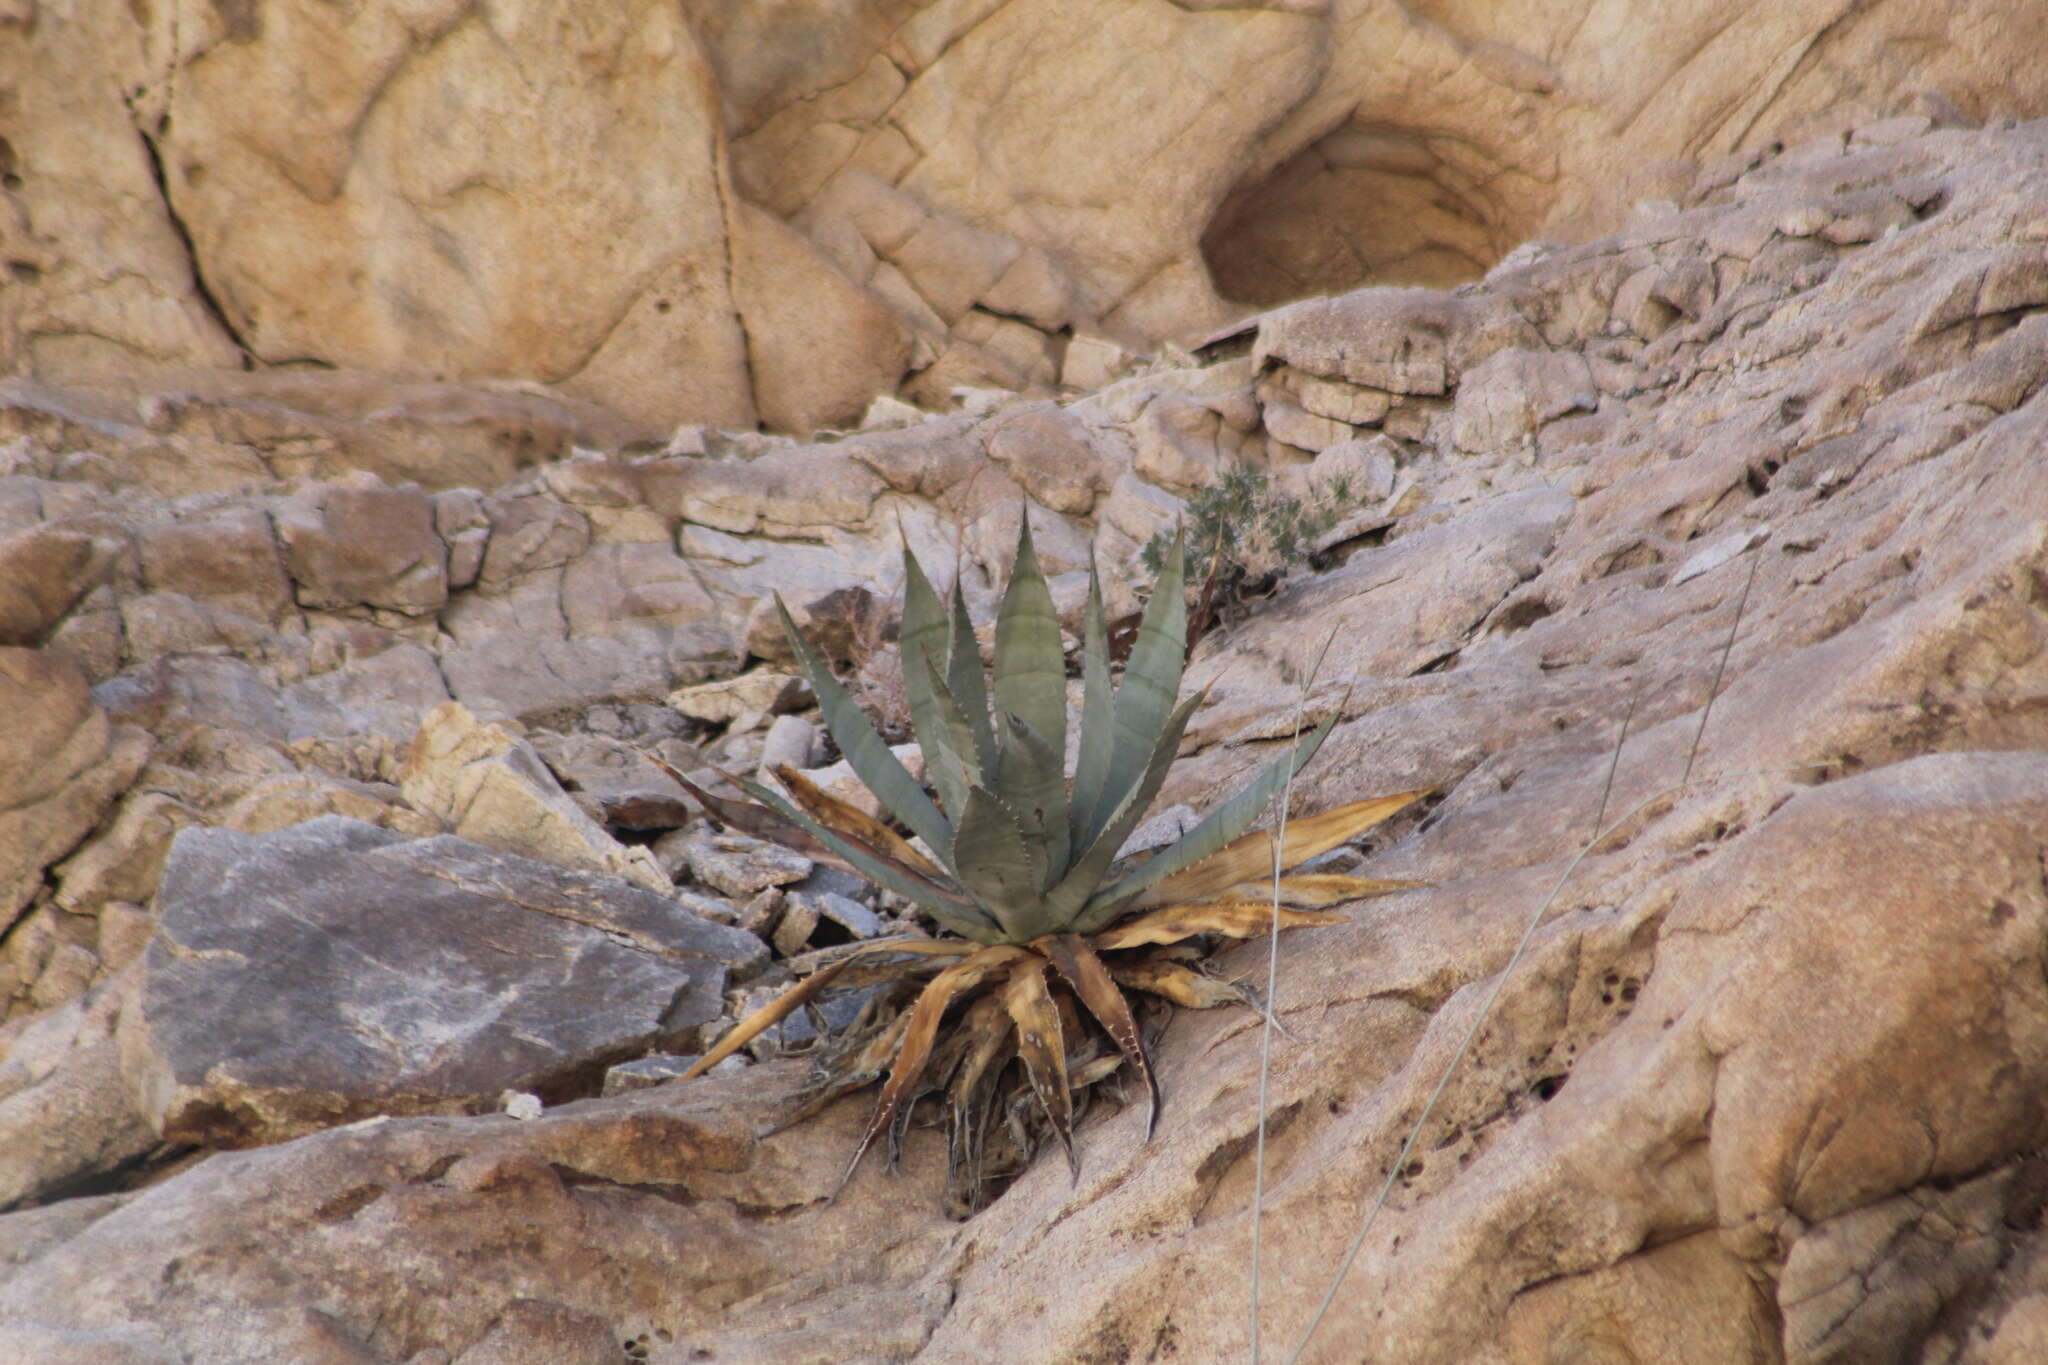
[1141, 462, 1363, 643]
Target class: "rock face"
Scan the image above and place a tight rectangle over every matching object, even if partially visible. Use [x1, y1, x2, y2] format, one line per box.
[4, 102, 2048, 1365]
[134, 818, 764, 1147]
[7, 2, 2044, 429]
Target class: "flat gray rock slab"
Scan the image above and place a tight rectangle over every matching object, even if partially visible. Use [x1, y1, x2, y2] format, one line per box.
[135, 816, 766, 1145]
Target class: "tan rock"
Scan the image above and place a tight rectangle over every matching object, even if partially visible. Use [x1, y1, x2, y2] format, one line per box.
[672, 831, 812, 901]
[218, 774, 441, 840]
[981, 404, 1111, 515]
[669, 672, 810, 730]
[155, 1, 755, 431]
[756, 715, 817, 779]
[0, 649, 152, 932]
[1131, 390, 1235, 493]
[1060, 334, 1137, 391]
[559, 542, 721, 640]
[1259, 395, 1355, 453]
[0, 967, 154, 1210]
[730, 203, 912, 436]
[1255, 288, 1541, 396]
[476, 494, 591, 591]
[400, 701, 671, 895]
[135, 504, 291, 624]
[110, 370, 657, 491]
[51, 791, 200, 916]
[1310, 437, 1399, 504]
[276, 483, 447, 616]
[671, 445, 887, 537]
[964, 500, 1095, 582]
[0, 4, 244, 379]
[1450, 347, 1597, 454]
[10, 104, 2048, 1365]
[0, 521, 128, 647]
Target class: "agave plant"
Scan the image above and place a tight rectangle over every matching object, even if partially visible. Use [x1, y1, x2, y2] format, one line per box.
[671, 520, 1423, 1211]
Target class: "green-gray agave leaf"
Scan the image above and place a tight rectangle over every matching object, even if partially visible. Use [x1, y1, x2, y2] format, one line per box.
[995, 711, 1068, 890]
[949, 785, 1045, 941]
[908, 648, 986, 825]
[991, 517, 1067, 779]
[1079, 531, 1186, 848]
[734, 774, 1000, 943]
[776, 594, 953, 860]
[945, 579, 998, 775]
[1041, 688, 1206, 927]
[1067, 561, 1116, 855]
[897, 548, 969, 815]
[1072, 707, 1343, 933]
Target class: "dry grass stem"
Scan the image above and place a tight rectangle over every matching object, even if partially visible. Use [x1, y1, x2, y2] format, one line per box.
[1248, 623, 1344, 1362]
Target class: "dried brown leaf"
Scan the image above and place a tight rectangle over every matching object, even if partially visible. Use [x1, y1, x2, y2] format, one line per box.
[773, 763, 947, 879]
[1002, 956, 1077, 1177]
[1039, 934, 1160, 1138]
[1091, 900, 1343, 952]
[841, 945, 1030, 1188]
[1133, 790, 1429, 909]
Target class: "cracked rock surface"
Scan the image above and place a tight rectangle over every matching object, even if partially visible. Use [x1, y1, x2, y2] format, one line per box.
[136, 817, 764, 1147]
[3, 113, 2048, 1363]
[8, 1, 2046, 433]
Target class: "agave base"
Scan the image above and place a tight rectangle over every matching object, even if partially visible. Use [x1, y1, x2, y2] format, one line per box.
[679, 794, 1423, 1215]
[667, 516, 1425, 1212]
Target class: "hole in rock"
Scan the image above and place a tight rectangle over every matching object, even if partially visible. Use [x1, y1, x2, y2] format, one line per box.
[1200, 122, 1513, 310]
[1493, 596, 1555, 634]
